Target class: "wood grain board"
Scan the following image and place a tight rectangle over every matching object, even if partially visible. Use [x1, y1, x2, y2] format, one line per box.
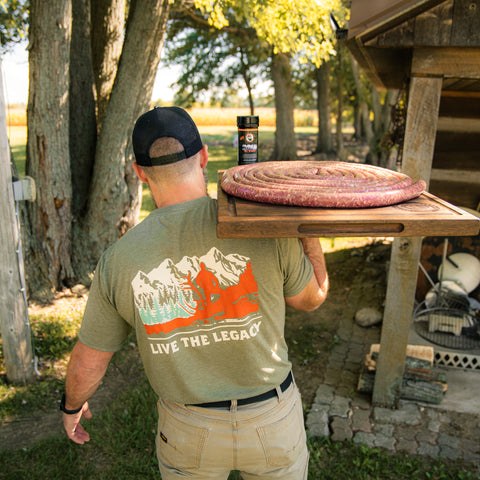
[216, 172, 480, 239]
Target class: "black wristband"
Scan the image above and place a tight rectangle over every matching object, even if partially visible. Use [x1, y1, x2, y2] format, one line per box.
[60, 393, 83, 415]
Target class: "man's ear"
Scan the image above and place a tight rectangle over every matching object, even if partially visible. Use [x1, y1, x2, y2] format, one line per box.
[199, 145, 208, 169]
[133, 162, 149, 183]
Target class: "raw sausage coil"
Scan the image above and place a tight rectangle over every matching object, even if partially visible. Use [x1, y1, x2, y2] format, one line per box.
[221, 161, 426, 208]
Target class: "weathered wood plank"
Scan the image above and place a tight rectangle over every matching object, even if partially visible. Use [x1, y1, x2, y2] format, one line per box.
[414, 0, 453, 45]
[401, 75, 444, 184]
[0, 59, 34, 384]
[348, 0, 447, 41]
[435, 130, 480, 152]
[451, 0, 480, 46]
[437, 116, 480, 132]
[372, 76, 443, 408]
[411, 47, 480, 78]
[442, 78, 480, 91]
[431, 169, 480, 182]
[433, 150, 480, 170]
[439, 94, 480, 117]
[361, 1, 480, 48]
[370, 18, 415, 46]
[429, 179, 480, 209]
[369, 0, 454, 47]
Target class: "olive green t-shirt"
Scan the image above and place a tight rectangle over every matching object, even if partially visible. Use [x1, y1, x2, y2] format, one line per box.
[79, 196, 313, 404]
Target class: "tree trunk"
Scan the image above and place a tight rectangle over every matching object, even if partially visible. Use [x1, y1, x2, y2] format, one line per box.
[350, 52, 373, 145]
[370, 88, 396, 168]
[25, 0, 73, 299]
[90, 0, 126, 131]
[352, 102, 361, 141]
[314, 61, 333, 154]
[77, 0, 170, 274]
[239, 47, 255, 114]
[335, 46, 345, 162]
[271, 52, 296, 161]
[70, 0, 97, 218]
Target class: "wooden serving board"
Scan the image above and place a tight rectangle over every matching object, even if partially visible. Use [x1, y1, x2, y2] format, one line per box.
[216, 172, 480, 239]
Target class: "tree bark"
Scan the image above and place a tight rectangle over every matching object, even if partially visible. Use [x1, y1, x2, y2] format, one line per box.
[271, 52, 296, 161]
[25, 0, 73, 299]
[78, 0, 170, 273]
[90, 0, 126, 131]
[70, 0, 97, 218]
[314, 61, 333, 154]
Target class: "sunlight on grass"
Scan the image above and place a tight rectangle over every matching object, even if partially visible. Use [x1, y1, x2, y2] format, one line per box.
[0, 309, 83, 420]
[320, 236, 385, 253]
[8, 125, 27, 177]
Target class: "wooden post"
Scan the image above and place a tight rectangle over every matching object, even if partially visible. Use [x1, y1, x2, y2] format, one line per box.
[372, 74, 443, 407]
[0, 58, 34, 384]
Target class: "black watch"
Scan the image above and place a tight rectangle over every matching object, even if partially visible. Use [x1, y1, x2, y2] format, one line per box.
[60, 393, 82, 414]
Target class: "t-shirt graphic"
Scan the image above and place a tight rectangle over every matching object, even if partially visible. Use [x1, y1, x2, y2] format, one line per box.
[132, 247, 259, 334]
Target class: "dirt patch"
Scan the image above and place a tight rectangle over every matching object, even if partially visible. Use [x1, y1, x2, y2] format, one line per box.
[0, 343, 144, 451]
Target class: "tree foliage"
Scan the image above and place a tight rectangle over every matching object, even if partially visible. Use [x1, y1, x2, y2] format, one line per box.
[0, 0, 28, 52]
[164, 6, 269, 110]
[194, 0, 341, 66]
[175, 0, 344, 161]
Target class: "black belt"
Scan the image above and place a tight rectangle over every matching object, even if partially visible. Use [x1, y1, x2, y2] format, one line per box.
[189, 372, 293, 409]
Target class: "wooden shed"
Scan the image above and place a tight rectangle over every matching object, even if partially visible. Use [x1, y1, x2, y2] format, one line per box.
[347, 0, 480, 210]
[346, 0, 480, 407]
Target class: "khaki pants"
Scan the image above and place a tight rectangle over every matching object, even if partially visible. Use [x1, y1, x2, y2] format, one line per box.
[156, 382, 309, 479]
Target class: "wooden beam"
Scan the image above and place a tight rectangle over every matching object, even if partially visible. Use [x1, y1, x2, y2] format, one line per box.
[411, 47, 480, 78]
[437, 116, 480, 132]
[0, 59, 34, 384]
[348, 0, 445, 42]
[372, 75, 442, 408]
[345, 37, 388, 90]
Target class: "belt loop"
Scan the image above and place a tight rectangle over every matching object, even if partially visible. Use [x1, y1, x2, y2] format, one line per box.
[230, 399, 238, 413]
[275, 385, 283, 403]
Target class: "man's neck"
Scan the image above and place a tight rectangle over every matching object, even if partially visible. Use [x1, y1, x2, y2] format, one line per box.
[151, 181, 208, 208]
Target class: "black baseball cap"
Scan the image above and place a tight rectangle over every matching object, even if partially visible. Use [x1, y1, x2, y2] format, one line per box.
[132, 106, 203, 166]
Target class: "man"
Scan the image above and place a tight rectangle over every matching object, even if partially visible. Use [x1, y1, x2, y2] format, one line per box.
[62, 106, 329, 479]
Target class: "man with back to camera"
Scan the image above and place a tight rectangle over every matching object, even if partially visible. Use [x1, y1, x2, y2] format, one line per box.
[61, 106, 329, 479]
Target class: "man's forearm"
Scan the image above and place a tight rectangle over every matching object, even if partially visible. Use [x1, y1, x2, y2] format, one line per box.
[300, 238, 329, 300]
[64, 340, 114, 409]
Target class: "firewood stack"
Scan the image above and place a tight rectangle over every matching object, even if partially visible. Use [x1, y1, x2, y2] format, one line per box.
[358, 344, 447, 404]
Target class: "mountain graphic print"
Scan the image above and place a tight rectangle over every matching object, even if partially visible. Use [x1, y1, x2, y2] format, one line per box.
[132, 247, 259, 334]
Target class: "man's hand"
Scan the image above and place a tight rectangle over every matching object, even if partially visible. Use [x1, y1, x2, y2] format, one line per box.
[62, 341, 114, 444]
[63, 402, 93, 445]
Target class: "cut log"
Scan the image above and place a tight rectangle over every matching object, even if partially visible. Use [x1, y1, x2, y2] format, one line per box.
[358, 369, 446, 404]
[368, 344, 434, 364]
[368, 351, 433, 378]
[366, 344, 434, 377]
[360, 344, 447, 404]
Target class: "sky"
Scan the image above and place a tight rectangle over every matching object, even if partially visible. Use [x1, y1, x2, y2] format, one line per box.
[1, 41, 179, 105]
